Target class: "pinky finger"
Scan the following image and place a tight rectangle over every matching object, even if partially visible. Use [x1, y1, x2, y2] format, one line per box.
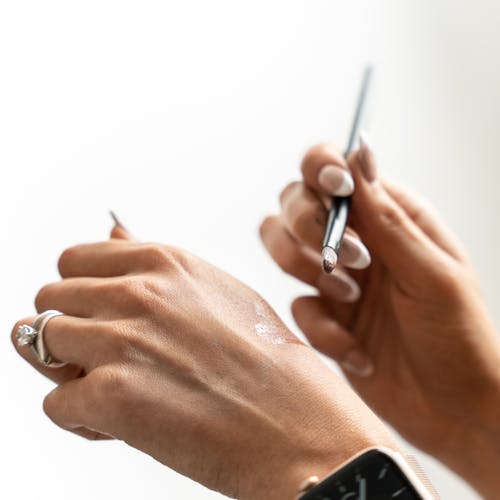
[43, 379, 114, 440]
[291, 296, 374, 377]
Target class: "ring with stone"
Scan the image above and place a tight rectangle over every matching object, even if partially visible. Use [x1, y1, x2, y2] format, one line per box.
[16, 310, 66, 368]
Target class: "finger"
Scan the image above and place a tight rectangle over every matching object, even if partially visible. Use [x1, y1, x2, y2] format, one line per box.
[42, 315, 107, 370]
[279, 181, 327, 250]
[279, 182, 371, 269]
[316, 267, 361, 303]
[35, 277, 112, 318]
[291, 296, 373, 377]
[382, 179, 468, 262]
[43, 377, 102, 435]
[348, 141, 457, 291]
[12, 316, 84, 384]
[340, 233, 372, 270]
[259, 216, 361, 302]
[300, 143, 354, 196]
[13, 314, 102, 372]
[58, 240, 142, 278]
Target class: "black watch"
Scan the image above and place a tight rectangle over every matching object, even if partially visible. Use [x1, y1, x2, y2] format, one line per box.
[298, 447, 436, 500]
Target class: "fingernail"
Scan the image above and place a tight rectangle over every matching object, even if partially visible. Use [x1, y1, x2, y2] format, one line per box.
[341, 350, 374, 377]
[110, 210, 129, 231]
[359, 131, 377, 182]
[341, 235, 371, 270]
[318, 165, 354, 196]
[316, 272, 361, 303]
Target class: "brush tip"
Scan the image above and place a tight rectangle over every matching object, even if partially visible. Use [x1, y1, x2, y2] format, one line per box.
[109, 210, 122, 228]
[321, 247, 338, 274]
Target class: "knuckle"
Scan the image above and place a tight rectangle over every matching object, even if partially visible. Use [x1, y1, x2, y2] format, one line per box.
[140, 243, 171, 267]
[102, 327, 132, 359]
[101, 275, 167, 316]
[92, 277, 141, 315]
[141, 276, 168, 303]
[101, 367, 128, 393]
[377, 202, 406, 230]
[137, 243, 188, 271]
[109, 276, 146, 305]
[164, 245, 189, 268]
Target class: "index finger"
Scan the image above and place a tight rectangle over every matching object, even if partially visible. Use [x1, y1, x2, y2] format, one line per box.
[58, 240, 144, 278]
[300, 143, 350, 194]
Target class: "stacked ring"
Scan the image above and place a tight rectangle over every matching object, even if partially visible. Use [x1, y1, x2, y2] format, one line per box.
[16, 310, 66, 368]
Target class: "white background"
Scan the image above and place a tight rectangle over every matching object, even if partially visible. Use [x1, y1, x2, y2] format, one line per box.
[1, 1, 499, 498]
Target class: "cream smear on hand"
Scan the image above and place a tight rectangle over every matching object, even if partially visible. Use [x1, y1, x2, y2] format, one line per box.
[253, 302, 287, 345]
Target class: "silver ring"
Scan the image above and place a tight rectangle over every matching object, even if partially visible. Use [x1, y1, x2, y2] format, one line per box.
[16, 310, 66, 368]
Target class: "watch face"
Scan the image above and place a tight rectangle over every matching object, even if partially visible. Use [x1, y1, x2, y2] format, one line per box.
[300, 450, 423, 500]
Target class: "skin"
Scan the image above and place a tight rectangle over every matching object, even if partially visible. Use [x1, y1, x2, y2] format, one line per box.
[260, 141, 500, 499]
[12, 224, 399, 500]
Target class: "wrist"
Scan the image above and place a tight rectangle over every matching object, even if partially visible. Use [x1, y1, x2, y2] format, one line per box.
[245, 441, 394, 500]
[243, 411, 401, 500]
[238, 348, 401, 500]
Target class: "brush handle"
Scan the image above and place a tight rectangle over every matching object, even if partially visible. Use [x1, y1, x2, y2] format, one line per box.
[322, 196, 350, 252]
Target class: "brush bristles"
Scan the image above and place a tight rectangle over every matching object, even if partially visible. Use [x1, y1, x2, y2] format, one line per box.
[321, 247, 338, 274]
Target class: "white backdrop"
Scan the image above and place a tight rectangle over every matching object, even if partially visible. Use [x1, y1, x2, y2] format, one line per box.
[2, 1, 499, 498]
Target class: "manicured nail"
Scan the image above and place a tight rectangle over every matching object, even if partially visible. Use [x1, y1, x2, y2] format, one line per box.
[341, 350, 374, 377]
[318, 165, 354, 196]
[110, 210, 129, 231]
[341, 234, 371, 270]
[316, 272, 361, 303]
[359, 131, 377, 182]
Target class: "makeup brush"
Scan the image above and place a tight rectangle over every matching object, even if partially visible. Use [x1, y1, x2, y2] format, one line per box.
[321, 66, 374, 273]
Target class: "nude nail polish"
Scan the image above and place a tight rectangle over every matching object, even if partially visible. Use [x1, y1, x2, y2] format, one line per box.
[318, 165, 355, 196]
[359, 131, 377, 182]
[341, 235, 371, 270]
[341, 350, 374, 377]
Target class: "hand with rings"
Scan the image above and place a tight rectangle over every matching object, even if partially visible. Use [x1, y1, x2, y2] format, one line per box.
[12, 221, 399, 500]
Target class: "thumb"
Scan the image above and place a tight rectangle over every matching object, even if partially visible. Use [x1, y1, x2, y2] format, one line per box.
[109, 211, 135, 241]
[348, 136, 455, 292]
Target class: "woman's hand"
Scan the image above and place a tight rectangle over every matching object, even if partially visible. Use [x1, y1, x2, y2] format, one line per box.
[12, 224, 398, 500]
[260, 139, 500, 498]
